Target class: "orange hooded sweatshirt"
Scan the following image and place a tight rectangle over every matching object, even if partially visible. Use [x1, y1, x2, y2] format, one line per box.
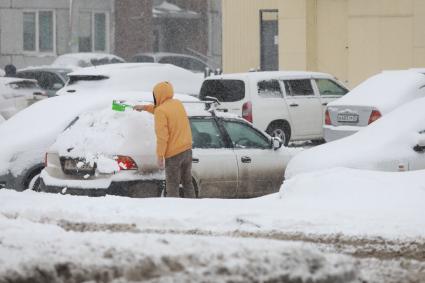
[143, 82, 192, 159]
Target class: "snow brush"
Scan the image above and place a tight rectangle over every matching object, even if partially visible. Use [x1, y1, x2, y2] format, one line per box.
[112, 100, 134, 112]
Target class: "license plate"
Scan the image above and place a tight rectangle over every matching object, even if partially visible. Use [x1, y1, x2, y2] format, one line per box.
[64, 159, 93, 171]
[337, 113, 359, 123]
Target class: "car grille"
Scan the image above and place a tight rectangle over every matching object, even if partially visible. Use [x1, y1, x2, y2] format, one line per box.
[60, 157, 97, 177]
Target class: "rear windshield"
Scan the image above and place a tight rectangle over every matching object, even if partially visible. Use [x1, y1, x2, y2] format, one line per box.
[67, 75, 109, 85]
[199, 79, 245, 102]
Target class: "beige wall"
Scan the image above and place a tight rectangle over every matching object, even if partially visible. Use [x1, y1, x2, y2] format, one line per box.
[222, 0, 425, 87]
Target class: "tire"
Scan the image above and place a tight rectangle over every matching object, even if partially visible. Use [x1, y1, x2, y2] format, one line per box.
[28, 174, 41, 192]
[267, 122, 291, 146]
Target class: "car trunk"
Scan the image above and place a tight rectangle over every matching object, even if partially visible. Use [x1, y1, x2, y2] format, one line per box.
[327, 105, 376, 127]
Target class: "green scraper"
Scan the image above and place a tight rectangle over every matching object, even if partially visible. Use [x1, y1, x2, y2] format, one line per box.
[112, 100, 134, 112]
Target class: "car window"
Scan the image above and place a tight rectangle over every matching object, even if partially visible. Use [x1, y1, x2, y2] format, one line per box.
[284, 79, 314, 96]
[316, 79, 348, 96]
[188, 58, 207, 72]
[199, 79, 245, 102]
[190, 118, 225, 149]
[133, 55, 155, 63]
[257, 79, 283, 98]
[160, 56, 191, 69]
[222, 120, 270, 149]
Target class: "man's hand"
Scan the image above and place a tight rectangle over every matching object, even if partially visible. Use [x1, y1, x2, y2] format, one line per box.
[157, 157, 164, 169]
[133, 105, 145, 112]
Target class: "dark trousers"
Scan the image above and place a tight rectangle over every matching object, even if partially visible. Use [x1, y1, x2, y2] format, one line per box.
[165, 149, 195, 198]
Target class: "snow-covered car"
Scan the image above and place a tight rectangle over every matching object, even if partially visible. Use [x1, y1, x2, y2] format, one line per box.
[324, 70, 425, 142]
[285, 96, 425, 179]
[0, 62, 203, 192]
[17, 67, 72, 97]
[40, 106, 289, 198]
[0, 77, 46, 120]
[51, 53, 125, 70]
[59, 63, 203, 97]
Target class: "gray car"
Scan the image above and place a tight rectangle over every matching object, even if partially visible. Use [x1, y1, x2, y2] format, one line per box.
[17, 67, 72, 97]
[40, 107, 286, 198]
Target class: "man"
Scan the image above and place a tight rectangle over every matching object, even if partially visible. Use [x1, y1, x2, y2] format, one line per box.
[133, 81, 195, 198]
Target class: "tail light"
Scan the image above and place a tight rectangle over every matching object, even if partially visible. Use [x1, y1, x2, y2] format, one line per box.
[115, 156, 138, 170]
[242, 101, 253, 123]
[368, 110, 382, 125]
[325, 110, 331, 125]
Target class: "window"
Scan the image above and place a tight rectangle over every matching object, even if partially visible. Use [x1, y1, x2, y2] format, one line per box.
[223, 121, 270, 149]
[79, 11, 109, 52]
[199, 80, 245, 102]
[316, 79, 348, 96]
[133, 55, 155, 63]
[257, 79, 283, 98]
[284, 80, 314, 96]
[23, 11, 54, 53]
[190, 118, 225, 149]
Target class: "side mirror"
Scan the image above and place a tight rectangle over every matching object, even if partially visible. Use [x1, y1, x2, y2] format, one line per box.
[272, 137, 283, 150]
[52, 83, 63, 90]
[413, 134, 425, 153]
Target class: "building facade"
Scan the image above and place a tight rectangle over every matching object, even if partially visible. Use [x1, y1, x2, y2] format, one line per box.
[222, 0, 425, 87]
[0, 0, 115, 68]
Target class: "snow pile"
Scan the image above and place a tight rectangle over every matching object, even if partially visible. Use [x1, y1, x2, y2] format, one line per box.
[286, 96, 425, 178]
[328, 70, 425, 114]
[51, 108, 155, 173]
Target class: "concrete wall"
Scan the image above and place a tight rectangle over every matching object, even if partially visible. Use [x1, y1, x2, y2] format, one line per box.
[222, 0, 425, 87]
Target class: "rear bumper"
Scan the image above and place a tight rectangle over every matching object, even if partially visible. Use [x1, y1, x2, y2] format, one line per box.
[323, 125, 362, 142]
[40, 178, 165, 198]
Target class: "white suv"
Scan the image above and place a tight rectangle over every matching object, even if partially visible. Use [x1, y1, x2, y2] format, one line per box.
[200, 71, 348, 145]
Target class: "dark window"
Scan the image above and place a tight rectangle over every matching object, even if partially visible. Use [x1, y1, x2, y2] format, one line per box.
[257, 79, 283, 98]
[284, 79, 314, 96]
[133, 55, 155, 63]
[200, 80, 245, 102]
[188, 58, 207, 72]
[160, 56, 190, 69]
[190, 118, 225, 149]
[316, 79, 348, 96]
[223, 121, 270, 149]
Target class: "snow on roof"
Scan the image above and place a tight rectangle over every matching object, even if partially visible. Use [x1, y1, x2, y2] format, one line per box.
[328, 70, 425, 113]
[153, 0, 200, 19]
[0, 77, 37, 85]
[208, 71, 335, 81]
[61, 63, 203, 96]
[51, 53, 125, 69]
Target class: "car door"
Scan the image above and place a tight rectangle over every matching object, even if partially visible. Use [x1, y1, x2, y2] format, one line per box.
[190, 117, 239, 198]
[220, 119, 285, 198]
[282, 79, 323, 139]
[313, 78, 349, 124]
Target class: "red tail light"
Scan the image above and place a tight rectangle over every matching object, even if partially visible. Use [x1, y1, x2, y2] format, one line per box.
[116, 156, 138, 170]
[368, 110, 382, 125]
[325, 110, 331, 125]
[242, 101, 253, 123]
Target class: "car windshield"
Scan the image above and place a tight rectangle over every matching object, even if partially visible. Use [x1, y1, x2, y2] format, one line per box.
[67, 75, 109, 85]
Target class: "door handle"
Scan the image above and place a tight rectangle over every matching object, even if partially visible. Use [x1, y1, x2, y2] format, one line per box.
[192, 158, 199, 163]
[289, 103, 299, 107]
[322, 102, 328, 106]
[241, 156, 251, 163]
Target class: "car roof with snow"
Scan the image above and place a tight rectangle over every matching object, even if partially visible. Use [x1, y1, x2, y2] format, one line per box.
[206, 70, 335, 81]
[0, 77, 37, 85]
[51, 53, 125, 69]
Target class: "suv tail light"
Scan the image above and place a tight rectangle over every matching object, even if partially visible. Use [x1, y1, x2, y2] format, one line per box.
[115, 156, 138, 170]
[368, 110, 382, 125]
[242, 101, 253, 123]
[325, 109, 331, 125]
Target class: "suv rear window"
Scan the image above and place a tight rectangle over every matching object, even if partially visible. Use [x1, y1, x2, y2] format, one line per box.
[200, 80, 245, 102]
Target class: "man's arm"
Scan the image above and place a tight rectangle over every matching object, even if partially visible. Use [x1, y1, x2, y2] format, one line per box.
[133, 104, 155, 114]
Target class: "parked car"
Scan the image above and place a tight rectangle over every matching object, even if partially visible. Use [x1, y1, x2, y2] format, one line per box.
[16, 67, 71, 97]
[51, 53, 125, 69]
[285, 96, 425, 179]
[200, 71, 349, 145]
[0, 64, 203, 192]
[40, 105, 287, 198]
[324, 70, 425, 142]
[131, 52, 212, 74]
[0, 77, 46, 120]
[59, 63, 203, 97]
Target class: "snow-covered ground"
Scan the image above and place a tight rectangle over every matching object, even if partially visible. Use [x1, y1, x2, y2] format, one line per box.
[1, 167, 425, 282]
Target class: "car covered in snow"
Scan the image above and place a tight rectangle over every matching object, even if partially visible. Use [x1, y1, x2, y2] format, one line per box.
[285, 96, 425, 179]
[324, 70, 425, 142]
[59, 63, 203, 97]
[40, 105, 291, 198]
[51, 52, 125, 70]
[0, 77, 46, 120]
[0, 64, 204, 192]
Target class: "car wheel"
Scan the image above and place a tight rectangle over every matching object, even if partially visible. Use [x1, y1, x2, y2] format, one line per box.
[267, 123, 291, 146]
[28, 174, 41, 192]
